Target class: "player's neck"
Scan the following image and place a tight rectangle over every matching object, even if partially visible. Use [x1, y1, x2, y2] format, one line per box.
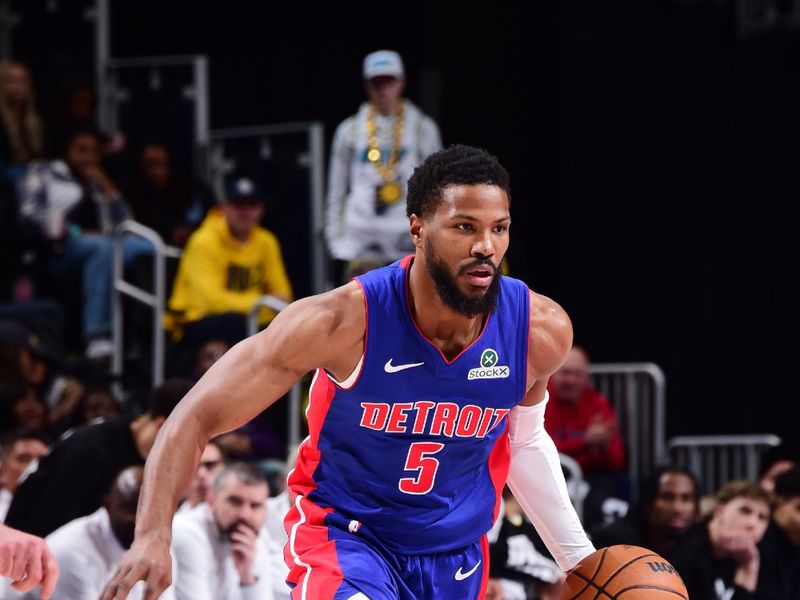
[408, 260, 486, 356]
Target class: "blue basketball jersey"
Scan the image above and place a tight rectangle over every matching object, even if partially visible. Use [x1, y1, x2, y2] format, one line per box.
[288, 256, 530, 554]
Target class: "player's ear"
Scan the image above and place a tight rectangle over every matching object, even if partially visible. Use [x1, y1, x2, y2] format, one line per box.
[409, 214, 423, 248]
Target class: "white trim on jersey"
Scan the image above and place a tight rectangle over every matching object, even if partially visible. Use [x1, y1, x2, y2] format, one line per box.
[326, 354, 364, 389]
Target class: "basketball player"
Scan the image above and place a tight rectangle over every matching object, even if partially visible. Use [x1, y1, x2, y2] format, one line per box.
[102, 145, 595, 600]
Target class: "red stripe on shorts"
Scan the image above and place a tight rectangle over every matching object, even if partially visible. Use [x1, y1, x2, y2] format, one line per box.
[478, 534, 491, 599]
[285, 496, 343, 600]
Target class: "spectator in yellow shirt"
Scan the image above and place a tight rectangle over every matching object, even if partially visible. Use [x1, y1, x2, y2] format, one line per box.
[165, 174, 292, 375]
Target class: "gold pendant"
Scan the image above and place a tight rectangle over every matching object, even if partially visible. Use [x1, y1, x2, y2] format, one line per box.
[377, 181, 403, 204]
[367, 148, 381, 162]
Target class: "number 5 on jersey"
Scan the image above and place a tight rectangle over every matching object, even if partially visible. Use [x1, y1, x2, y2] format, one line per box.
[399, 442, 445, 495]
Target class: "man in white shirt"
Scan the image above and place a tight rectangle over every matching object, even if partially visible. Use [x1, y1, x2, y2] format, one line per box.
[169, 462, 278, 600]
[324, 49, 442, 281]
[263, 486, 291, 600]
[5, 465, 144, 599]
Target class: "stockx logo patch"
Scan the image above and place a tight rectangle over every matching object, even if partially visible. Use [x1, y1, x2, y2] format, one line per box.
[468, 348, 510, 380]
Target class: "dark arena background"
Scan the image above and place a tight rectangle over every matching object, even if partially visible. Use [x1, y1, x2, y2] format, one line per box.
[4, 0, 799, 445]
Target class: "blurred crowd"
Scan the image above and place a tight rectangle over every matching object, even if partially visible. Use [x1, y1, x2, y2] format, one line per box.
[2, 52, 799, 600]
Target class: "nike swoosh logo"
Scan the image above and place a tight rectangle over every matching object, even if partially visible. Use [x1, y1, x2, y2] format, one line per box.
[454, 560, 481, 581]
[384, 359, 425, 373]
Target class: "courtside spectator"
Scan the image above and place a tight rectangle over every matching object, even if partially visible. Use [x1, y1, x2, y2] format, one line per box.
[48, 80, 126, 166]
[0, 60, 44, 184]
[0, 381, 48, 434]
[672, 480, 771, 600]
[590, 466, 699, 562]
[165, 173, 291, 371]
[177, 439, 226, 514]
[0, 429, 50, 521]
[324, 50, 441, 282]
[4, 377, 193, 536]
[757, 467, 800, 599]
[17, 129, 152, 359]
[124, 142, 215, 247]
[190, 339, 229, 381]
[168, 462, 280, 599]
[6, 466, 146, 599]
[759, 443, 798, 494]
[545, 345, 629, 529]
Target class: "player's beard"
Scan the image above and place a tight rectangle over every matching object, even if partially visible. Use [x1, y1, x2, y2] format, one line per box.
[424, 238, 501, 318]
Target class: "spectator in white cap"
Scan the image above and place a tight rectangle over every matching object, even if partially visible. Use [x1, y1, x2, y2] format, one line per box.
[324, 49, 442, 283]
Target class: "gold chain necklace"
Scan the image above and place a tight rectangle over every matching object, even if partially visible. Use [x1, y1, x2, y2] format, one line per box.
[366, 101, 405, 178]
[366, 102, 405, 205]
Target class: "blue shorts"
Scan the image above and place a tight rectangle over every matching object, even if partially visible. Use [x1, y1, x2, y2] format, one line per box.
[285, 496, 489, 599]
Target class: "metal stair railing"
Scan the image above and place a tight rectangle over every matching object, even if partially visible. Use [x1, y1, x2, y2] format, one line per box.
[589, 362, 667, 499]
[112, 220, 174, 388]
[668, 434, 782, 496]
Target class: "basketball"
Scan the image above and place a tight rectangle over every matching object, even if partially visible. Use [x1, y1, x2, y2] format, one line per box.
[560, 545, 688, 599]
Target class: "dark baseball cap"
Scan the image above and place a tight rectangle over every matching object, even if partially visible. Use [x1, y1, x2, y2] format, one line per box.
[224, 175, 264, 205]
[0, 321, 57, 363]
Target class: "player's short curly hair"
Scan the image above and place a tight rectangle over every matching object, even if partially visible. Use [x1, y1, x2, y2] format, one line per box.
[406, 144, 511, 219]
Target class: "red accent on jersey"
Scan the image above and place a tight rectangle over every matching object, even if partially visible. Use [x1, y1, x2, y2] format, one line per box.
[429, 402, 459, 436]
[455, 405, 483, 437]
[386, 402, 414, 433]
[411, 400, 435, 434]
[288, 372, 335, 499]
[488, 422, 511, 524]
[285, 497, 342, 600]
[359, 402, 390, 430]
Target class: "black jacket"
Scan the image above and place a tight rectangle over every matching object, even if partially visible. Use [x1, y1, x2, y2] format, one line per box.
[671, 525, 756, 600]
[5, 415, 143, 537]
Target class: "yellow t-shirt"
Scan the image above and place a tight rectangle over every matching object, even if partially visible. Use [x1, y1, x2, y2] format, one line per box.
[165, 208, 292, 335]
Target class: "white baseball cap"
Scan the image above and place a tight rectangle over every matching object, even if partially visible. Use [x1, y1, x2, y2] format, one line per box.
[363, 50, 404, 80]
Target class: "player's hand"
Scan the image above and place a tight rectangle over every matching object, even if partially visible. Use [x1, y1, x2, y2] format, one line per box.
[0, 525, 59, 599]
[230, 522, 258, 585]
[100, 535, 171, 600]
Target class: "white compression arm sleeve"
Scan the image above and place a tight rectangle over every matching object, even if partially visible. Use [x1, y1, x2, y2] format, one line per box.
[506, 392, 596, 572]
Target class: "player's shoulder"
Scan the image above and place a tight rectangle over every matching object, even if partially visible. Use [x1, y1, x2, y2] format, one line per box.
[528, 289, 573, 378]
[283, 280, 365, 338]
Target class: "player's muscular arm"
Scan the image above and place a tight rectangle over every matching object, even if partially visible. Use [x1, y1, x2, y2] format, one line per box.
[101, 282, 365, 600]
[143, 281, 364, 530]
[522, 290, 573, 406]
